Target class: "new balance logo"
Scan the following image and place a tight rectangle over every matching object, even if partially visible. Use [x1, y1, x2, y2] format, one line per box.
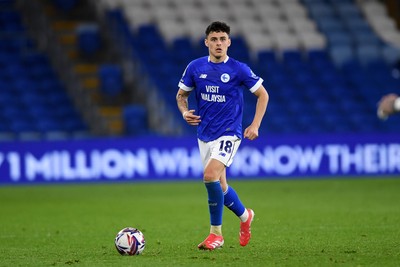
[199, 74, 207, 78]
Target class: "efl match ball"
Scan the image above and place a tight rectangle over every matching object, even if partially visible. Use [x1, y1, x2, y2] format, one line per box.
[114, 227, 146, 256]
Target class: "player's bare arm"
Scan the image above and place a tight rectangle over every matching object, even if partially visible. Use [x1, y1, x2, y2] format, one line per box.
[244, 85, 269, 140]
[176, 88, 201, 125]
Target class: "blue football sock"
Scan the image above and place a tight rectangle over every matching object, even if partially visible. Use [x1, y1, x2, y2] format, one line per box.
[205, 181, 224, 226]
[224, 185, 245, 217]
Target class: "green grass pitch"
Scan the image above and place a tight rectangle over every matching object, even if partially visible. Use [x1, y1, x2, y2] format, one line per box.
[0, 177, 399, 267]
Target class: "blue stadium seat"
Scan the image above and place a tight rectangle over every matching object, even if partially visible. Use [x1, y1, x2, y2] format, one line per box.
[54, 0, 77, 11]
[356, 44, 382, 66]
[0, 9, 24, 32]
[257, 50, 276, 65]
[343, 17, 372, 34]
[2, 104, 28, 121]
[36, 119, 63, 133]
[76, 23, 101, 56]
[228, 36, 250, 63]
[9, 119, 35, 133]
[329, 45, 354, 66]
[302, 0, 326, 4]
[98, 64, 123, 96]
[318, 19, 346, 33]
[123, 104, 148, 136]
[62, 117, 87, 132]
[335, 3, 361, 17]
[282, 50, 303, 64]
[171, 37, 197, 65]
[381, 45, 400, 65]
[326, 31, 353, 46]
[308, 3, 336, 18]
[352, 32, 381, 47]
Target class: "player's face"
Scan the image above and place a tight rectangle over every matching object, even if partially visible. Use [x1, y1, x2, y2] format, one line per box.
[205, 31, 231, 62]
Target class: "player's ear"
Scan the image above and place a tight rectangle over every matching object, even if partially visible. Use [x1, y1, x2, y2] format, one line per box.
[227, 38, 231, 47]
[204, 38, 209, 47]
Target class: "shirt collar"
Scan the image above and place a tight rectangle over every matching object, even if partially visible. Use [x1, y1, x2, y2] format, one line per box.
[208, 56, 229, 63]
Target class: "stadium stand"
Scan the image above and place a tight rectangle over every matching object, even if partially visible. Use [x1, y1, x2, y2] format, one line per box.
[17, 0, 153, 138]
[3, 0, 400, 139]
[95, 0, 400, 135]
[0, 0, 89, 141]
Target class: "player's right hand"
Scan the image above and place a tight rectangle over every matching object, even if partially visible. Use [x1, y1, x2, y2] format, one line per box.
[183, 110, 201, 125]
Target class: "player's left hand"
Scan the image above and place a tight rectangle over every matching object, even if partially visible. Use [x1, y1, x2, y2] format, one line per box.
[244, 125, 259, 140]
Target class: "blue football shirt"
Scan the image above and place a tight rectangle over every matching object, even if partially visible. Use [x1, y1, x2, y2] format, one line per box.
[178, 56, 263, 142]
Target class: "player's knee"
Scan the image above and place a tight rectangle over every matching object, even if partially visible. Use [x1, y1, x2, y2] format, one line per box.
[203, 169, 218, 183]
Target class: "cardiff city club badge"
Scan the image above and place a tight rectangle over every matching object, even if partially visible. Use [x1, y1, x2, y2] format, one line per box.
[221, 73, 230, 83]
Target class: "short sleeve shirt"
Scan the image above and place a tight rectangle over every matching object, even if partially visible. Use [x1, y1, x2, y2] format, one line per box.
[178, 56, 263, 142]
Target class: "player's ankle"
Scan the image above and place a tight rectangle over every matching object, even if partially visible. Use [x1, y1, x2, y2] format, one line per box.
[210, 225, 222, 236]
[239, 209, 249, 222]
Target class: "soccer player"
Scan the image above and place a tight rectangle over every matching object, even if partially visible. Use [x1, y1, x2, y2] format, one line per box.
[377, 93, 400, 120]
[176, 21, 269, 250]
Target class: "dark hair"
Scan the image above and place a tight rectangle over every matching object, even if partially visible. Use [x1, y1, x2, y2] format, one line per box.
[205, 21, 230, 36]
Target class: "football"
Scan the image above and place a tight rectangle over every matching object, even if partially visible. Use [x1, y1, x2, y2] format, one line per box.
[114, 227, 146, 256]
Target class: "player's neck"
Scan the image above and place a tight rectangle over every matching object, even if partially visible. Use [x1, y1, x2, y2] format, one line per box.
[209, 55, 228, 63]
